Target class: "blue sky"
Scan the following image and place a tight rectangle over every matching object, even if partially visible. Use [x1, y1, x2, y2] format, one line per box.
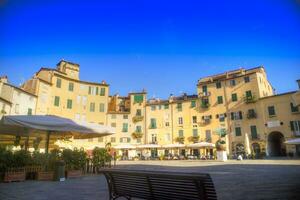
[0, 0, 300, 98]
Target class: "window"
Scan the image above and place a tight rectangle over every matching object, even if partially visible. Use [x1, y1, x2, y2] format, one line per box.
[54, 96, 60, 106]
[177, 103, 182, 111]
[217, 96, 223, 104]
[178, 117, 183, 125]
[100, 88, 106, 96]
[82, 96, 87, 105]
[150, 118, 157, 129]
[110, 137, 116, 143]
[246, 90, 252, 98]
[111, 114, 116, 119]
[75, 114, 80, 121]
[120, 137, 131, 143]
[205, 130, 211, 142]
[202, 85, 207, 93]
[151, 105, 156, 111]
[137, 138, 142, 143]
[216, 82, 221, 89]
[219, 114, 225, 122]
[268, 106, 276, 116]
[232, 93, 238, 102]
[191, 100, 196, 108]
[98, 137, 103, 142]
[164, 104, 169, 109]
[231, 111, 243, 120]
[165, 122, 170, 127]
[290, 103, 299, 113]
[158, 105, 161, 110]
[27, 108, 32, 115]
[136, 109, 142, 116]
[99, 103, 105, 112]
[122, 123, 128, 132]
[76, 95, 81, 104]
[244, 76, 250, 83]
[89, 102, 95, 112]
[235, 127, 242, 136]
[123, 114, 128, 119]
[230, 79, 236, 86]
[165, 133, 171, 141]
[290, 121, 300, 136]
[250, 125, 258, 139]
[88, 86, 92, 95]
[134, 95, 144, 103]
[192, 116, 197, 123]
[111, 123, 116, 127]
[56, 78, 61, 88]
[136, 126, 142, 133]
[178, 130, 184, 137]
[193, 129, 198, 137]
[151, 134, 157, 143]
[67, 99, 72, 109]
[96, 87, 99, 95]
[68, 82, 74, 91]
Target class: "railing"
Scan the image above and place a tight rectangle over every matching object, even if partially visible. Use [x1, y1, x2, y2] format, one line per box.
[201, 102, 210, 109]
[247, 112, 257, 119]
[251, 135, 260, 140]
[199, 92, 211, 98]
[132, 132, 143, 139]
[244, 95, 256, 104]
[132, 116, 144, 123]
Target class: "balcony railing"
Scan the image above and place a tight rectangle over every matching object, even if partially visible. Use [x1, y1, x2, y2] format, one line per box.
[131, 132, 143, 139]
[175, 136, 185, 144]
[132, 115, 144, 123]
[200, 102, 210, 109]
[244, 95, 256, 104]
[188, 136, 199, 143]
[251, 135, 260, 140]
[247, 112, 257, 119]
[199, 91, 211, 98]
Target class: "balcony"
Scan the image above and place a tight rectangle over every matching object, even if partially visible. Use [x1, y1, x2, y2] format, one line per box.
[175, 136, 185, 144]
[199, 91, 211, 98]
[244, 95, 256, 104]
[200, 102, 210, 109]
[132, 115, 144, 123]
[131, 132, 143, 139]
[188, 136, 199, 143]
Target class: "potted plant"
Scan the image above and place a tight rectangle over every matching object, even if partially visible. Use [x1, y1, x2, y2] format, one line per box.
[63, 148, 86, 178]
[2, 149, 29, 182]
[215, 128, 228, 161]
[92, 147, 111, 173]
[34, 151, 57, 181]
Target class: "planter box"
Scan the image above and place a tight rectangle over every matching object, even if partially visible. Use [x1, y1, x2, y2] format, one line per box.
[37, 171, 54, 181]
[66, 170, 82, 178]
[3, 169, 26, 182]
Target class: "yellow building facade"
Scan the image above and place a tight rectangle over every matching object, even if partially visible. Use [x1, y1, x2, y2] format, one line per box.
[16, 61, 300, 157]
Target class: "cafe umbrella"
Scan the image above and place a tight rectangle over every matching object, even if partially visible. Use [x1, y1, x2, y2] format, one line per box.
[0, 115, 116, 153]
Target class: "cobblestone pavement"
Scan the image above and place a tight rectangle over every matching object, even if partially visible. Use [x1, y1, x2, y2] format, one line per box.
[0, 160, 300, 200]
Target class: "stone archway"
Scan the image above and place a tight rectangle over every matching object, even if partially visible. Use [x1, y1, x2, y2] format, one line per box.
[268, 132, 286, 157]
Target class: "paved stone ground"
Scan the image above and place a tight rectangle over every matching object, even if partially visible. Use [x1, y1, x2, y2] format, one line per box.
[0, 160, 300, 200]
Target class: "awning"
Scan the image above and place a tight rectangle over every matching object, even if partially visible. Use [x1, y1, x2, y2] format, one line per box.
[137, 144, 161, 149]
[187, 142, 215, 148]
[285, 138, 300, 145]
[113, 144, 136, 149]
[162, 143, 185, 148]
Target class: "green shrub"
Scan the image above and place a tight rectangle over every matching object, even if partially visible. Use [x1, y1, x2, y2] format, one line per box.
[92, 147, 111, 168]
[62, 148, 87, 170]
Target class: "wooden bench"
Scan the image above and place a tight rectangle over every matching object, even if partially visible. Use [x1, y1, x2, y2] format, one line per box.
[101, 169, 217, 200]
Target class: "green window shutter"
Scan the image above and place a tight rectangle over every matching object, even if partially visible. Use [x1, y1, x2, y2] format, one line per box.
[54, 96, 60, 106]
[268, 106, 276, 116]
[177, 103, 182, 111]
[235, 127, 242, 136]
[136, 109, 142, 116]
[122, 123, 128, 132]
[128, 137, 131, 143]
[88, 86, 92, 95]
[67, 99, 72, 109]
[290, 121, 295, 131]
[202, 85, 207, 93]
[164, 104, 169, 109]
[191, 100, 196, 108]
[96, 87, 99, 95]
[290, 103, 299, 112]
[136, 126, 142, 132]
[178, 130, 184, 137]
[193, 129, 198, 137]
[68, 82, 74, 91]
[134, 95, 144, 103]
[244, 76, 250, 83]
[150, 118, 156, 128]
[216, 82, 221, 89]
[100, 88, 106, 96]
[246, 90, 252, 98]
[90, 102, 95, 112]
[232, 93, 238, 102]
[217, 96, 223, 104]
[99, 103, 105, 112]
[56, 79, 61, 88]
[250, 125, 258, 139]
[27, 108, 32, 115]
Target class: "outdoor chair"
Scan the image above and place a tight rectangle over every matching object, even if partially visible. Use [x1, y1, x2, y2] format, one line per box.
[101, 169, 217, 200]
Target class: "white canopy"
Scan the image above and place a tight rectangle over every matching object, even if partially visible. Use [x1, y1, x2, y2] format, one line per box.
[113, 144, 136, 149]
[137, 144, 161, 149]
[162, 143, 185, 148]
[0, 115, 115, 139]
[285, 138, 300, 145]
[187, 142, 215, 148]
[0, 115, 115, 153]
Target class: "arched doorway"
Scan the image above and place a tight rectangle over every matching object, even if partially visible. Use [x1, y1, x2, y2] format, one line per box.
[268, 132, 286, 156]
